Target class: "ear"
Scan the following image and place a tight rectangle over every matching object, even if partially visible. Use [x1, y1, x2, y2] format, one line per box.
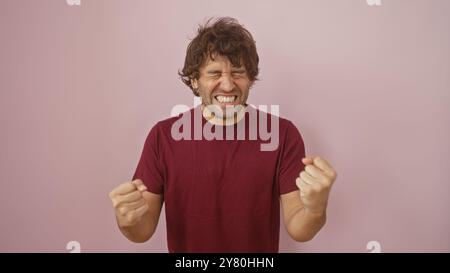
[191, 78, 198, 90]
[249, 80, 255, 90]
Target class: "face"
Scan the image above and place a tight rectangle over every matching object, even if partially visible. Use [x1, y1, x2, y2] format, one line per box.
[191, 54, 253, 119]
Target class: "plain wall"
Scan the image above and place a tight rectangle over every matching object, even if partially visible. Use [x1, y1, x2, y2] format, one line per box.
[0, 0, 449, 252]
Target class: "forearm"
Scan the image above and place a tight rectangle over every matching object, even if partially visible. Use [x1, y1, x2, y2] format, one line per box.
[286, 207, 326, 242]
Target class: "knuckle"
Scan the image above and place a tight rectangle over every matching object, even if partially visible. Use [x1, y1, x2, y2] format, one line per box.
[132, 190, 141, 197]
[126, 213, 135, 223]
[120, 182, 132, 191]
[118, 207, 127, 216]
[330, 170, 337, 180]
[311, 185, 320, 193]
[323, 178, 332, 186]
[112, 199, 120, 208]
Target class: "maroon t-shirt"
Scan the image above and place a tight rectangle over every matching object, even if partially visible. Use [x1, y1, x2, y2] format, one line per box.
[132, 106, 305, 252]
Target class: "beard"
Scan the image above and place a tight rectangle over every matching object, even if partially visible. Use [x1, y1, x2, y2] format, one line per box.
[199, 88, 249, 120]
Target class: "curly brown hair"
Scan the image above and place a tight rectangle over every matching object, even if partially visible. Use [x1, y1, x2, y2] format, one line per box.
[179, 17, 259, 96]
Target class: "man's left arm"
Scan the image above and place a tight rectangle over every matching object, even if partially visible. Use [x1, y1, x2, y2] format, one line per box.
[281, 156, 337, 242]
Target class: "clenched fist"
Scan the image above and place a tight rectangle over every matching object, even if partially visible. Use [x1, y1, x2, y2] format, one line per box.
[109, 179, 149, 227]
[296, 156, 337, 214]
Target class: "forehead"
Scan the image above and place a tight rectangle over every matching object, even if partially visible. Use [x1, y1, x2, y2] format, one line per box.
[201, 54, 244, 69]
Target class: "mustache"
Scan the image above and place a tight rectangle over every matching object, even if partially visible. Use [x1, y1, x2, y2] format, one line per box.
[211, 89, 242, 97]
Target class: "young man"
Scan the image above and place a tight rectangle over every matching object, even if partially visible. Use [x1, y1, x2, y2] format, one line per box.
[108, 17, 337, 252]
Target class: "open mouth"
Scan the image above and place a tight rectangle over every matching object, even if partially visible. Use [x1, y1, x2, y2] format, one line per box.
[214, 95, 238, 103]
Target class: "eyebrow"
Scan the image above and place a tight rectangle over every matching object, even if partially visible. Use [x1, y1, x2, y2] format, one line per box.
[206, 68, 247, 74]
[206, 70, 222, 74]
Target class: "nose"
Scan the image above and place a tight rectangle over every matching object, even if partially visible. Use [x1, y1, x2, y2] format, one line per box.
[218, 73, 236, 92]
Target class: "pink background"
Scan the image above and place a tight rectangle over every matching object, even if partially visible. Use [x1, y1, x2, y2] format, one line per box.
[1, 0, 449, 252]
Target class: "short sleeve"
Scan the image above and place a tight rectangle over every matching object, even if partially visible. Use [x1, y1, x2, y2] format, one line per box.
[132, 123, 165, 194]
[278, 121, 306, 195]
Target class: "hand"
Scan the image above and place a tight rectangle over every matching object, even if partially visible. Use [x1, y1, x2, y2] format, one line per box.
[296, 156, 337, 215]
[108, 179, 149, 227]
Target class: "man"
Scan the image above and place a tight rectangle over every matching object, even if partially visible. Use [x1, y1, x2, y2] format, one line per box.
[108, 17, 337, 252]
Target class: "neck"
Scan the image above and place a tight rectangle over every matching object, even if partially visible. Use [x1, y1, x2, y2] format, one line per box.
[201, 104, 246, 126]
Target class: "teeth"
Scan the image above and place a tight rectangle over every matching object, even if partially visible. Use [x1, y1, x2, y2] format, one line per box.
[216, 95, 236, 103]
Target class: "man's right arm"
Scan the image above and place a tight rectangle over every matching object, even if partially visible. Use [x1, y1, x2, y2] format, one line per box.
[109, 180, 164, 243]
